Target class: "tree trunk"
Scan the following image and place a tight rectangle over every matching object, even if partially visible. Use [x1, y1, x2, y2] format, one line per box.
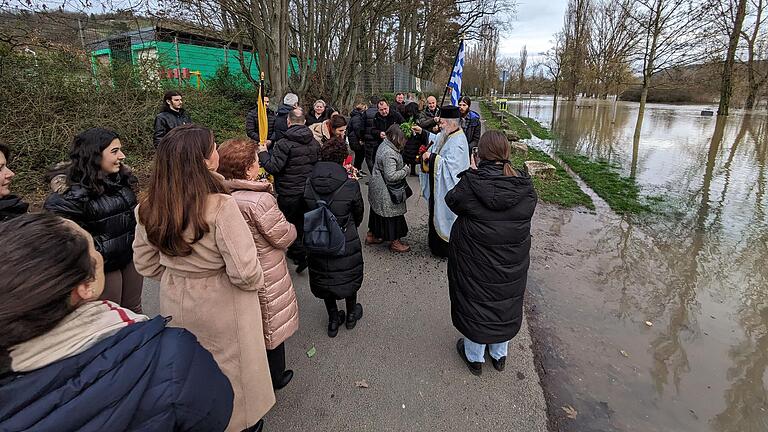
[631, 84, 648, 178]
[718, 0, 748, 116]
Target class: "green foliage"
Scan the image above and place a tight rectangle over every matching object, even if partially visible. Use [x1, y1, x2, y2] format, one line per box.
[204, 64, 258, 111]
[0, 50, 249, 200]
[556, 153, 651, 214]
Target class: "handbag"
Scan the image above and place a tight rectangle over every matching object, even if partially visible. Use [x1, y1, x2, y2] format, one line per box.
[381, 170, 413, 204]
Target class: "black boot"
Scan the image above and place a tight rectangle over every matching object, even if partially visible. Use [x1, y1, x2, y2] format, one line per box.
[328, 310, 345, 338]
[346, 303, 363, 330]
[273, 370, 294, 390]
[456, 338, 482, 376]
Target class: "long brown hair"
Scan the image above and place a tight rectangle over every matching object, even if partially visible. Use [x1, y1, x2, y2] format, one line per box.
[138, 124, 228, 256]
[478, 130, 517, 177]
[385, 124, 406, 151]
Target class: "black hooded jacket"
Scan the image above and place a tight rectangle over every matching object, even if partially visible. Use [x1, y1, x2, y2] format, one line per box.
[445, 161, 538, 344]
[44, 172, 138, 273]
[259, 125, 320, 198]
[302, 161, 365, 300]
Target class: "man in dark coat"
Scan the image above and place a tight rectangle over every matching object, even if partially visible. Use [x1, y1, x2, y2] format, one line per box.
[361, 95, 381, 174]
[153, 90, 192, 148]
[367, 99, 404, 173]
[302, 138, 365, 337]
[347, 103, 367, 171]
[270, 93, 300, 143]
[418, 95, 440, 135]
[445, 135, 537, 376]
[259, 108, 320, 270]
[393, 92, 408, 118]
[458, 96, 482, 155]
[245, 95, 276, 143]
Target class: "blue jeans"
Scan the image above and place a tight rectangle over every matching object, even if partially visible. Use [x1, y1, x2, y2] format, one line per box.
[464, 338, 509, 363]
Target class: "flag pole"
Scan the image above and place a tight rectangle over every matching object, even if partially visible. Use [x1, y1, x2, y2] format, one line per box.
[440, 35, 465, 107]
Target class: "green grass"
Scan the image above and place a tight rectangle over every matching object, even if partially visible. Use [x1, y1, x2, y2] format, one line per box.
[478, 101, 531, 139]
[521, 117, 553, 140]
[477, 100, 594, 210]
[556, 153, 650, 214]
[514, 148, 595, 210]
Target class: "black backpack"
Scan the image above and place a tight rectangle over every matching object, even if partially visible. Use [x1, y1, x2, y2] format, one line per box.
[303, 184, 346, 256]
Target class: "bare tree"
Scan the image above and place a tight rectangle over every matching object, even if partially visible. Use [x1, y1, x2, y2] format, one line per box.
[562, 0, 593, 99]
[717, 0, 749, 115]
[518, 44, 527, 93]
[588, 0, 639, 98]
[628, 0, 713, 148]
[742, 0, 768, 108]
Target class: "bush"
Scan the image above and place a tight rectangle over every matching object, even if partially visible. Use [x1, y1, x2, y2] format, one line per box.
[0, 49, 249, 199]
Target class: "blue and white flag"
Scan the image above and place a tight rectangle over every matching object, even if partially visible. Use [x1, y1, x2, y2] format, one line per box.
[448, 40, 465, 106]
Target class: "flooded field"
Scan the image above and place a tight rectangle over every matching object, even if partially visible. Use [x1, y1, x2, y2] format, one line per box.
[507, 97, 768, 431]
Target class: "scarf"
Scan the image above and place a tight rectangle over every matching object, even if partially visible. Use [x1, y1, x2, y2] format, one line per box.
[9, 301, 148, 373]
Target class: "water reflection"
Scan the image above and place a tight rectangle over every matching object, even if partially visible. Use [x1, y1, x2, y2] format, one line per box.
[509, 97, 768, 431]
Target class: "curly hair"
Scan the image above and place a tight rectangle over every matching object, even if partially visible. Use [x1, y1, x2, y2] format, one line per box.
[217, 138, 258, 180]
[320, 137, 349, 165]
[67, 128, 128, 196]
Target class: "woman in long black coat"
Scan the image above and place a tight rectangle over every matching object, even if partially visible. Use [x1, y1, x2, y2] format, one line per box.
[445, 130, 538, 376]
[303, 137, 365, 338]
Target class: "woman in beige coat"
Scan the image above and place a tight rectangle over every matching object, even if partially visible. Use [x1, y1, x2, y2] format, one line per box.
[217, 137, 299, 391]
[133, 124, 274, 432]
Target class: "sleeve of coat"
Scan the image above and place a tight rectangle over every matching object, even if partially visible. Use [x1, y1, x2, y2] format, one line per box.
[259, 141, 290, 175]
[44, 192, 85, 227]
[251, 195, 297, 250]
[153, 115, 167, 148]
[418, 111, 437, 130]
[169, 329, 235, 432]
[351, 182, 365, 227]
[469, 120, 481, 150]
[445, 175, 471, 216]
[215, 196, 265, 291]
[245, 109, 259, 142]
[392, 111, 405, 124]
[380, 152, 408, 184]
[132, 207, 166, 280]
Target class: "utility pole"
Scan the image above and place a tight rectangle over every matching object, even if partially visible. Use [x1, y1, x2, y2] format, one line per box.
[174, 36, 182, 86]
[501, 70, 508, 97]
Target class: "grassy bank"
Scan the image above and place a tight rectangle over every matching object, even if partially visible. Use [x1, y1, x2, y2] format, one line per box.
[556, 153, 649, 214]
[477, 101, 593, 210]
[515, 148, 595, 210]
[521, 117, 553, 140]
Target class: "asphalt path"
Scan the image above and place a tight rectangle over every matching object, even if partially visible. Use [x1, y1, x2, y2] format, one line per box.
[141, 151, 548, 432]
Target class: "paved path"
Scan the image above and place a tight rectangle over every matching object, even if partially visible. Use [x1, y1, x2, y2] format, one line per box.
[142, 170, 548, 432]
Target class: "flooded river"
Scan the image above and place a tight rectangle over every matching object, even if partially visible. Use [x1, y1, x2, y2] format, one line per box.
[506, 97, 768, 431]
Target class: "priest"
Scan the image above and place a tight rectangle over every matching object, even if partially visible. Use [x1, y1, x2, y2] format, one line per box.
[419, 105, 470, 257]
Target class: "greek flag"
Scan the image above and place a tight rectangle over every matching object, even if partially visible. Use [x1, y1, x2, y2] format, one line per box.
[448, 40, 465, 106]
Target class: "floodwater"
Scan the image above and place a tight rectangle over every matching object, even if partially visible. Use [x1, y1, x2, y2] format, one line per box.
[505, 97, 768, 431]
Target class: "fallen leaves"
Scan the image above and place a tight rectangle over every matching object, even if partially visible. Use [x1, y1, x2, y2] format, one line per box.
[306, 346, 316, 358]
[644, 321, 653, 327]
[619, 350, 630, 358]
[354, 379, 369, 389]
[562, 405, 578, 419]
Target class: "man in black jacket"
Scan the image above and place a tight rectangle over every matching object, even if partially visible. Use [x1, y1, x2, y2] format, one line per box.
[347, 102, 367, 171]
[153, 90, 192, 148]
[361, 95, 381, 174]
[245, 95, 276, 144]
[258, 108, 320, 271]
[418, 95, 440, 135]
[270, 93, 301, 143]
[365, 99, 404, 173]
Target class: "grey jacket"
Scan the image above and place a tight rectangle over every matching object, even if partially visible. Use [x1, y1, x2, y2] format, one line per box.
[368, 139, 409, 217]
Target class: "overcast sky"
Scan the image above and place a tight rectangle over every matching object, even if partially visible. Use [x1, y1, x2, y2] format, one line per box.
[497, 0, 568, 59]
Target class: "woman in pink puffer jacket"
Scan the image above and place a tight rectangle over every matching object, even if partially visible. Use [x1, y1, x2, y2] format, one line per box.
[217, 137, 299, 391]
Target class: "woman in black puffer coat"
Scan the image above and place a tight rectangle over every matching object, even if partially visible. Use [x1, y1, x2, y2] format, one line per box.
[44, 128, 143, 313]
[303, 137, 365, 338]
[446, 130, 538, 376]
